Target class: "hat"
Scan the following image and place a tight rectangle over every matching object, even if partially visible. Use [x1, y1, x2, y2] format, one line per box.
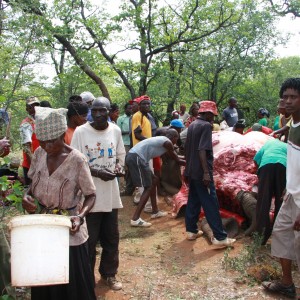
[170, 119, 184, 128]
[26, 96, 40, 106]
[80, 91, 95, 104]
[252, 123, 262, 131]
[128, 97, 139, 104]
[35, 107, 68, 141]
[233, 119, 246, 129]
[198, 100, 218, 116]
[137, 95, 151, 104]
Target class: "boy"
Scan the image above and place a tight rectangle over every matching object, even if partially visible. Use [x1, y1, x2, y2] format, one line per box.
[263, 78, 300, 298]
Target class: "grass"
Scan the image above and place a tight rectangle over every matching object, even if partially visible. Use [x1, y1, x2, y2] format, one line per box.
[222, 233, 281, 283]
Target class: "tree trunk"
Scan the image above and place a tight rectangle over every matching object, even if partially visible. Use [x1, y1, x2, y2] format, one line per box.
[54, 34, 111, 100]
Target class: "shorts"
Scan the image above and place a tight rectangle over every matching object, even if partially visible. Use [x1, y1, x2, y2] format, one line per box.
[271, 193, 300, 270]
[125, 153, 152, 188]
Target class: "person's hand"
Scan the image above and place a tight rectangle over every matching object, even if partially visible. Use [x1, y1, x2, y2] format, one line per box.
[22, 194, 37, 213]
[0, 137, 10, 157]
[293, 213, 300, 231]
[203, 172, 211, 187]
[97, 168, 116, 181]
[70, 216, 83, 234]
[114, 163, 125, 177]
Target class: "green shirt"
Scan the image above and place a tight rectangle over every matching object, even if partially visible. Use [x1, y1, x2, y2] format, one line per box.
[117, 114, 131, 146]
[253, 139, 287, 169]
[273, 115, 280, 131]
[258, 117, 268, 127]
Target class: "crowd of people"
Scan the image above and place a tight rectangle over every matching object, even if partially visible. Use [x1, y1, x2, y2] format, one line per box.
[1, 78, 300, 299]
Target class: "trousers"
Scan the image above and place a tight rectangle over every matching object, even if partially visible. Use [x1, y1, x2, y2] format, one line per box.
[86, 210, 119, 281]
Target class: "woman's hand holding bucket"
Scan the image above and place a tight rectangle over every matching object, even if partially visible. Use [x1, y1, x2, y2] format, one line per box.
[22, 194, 37, 213]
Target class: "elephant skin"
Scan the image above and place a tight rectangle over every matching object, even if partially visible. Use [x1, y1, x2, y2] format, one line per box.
[236, 190, 257, 236]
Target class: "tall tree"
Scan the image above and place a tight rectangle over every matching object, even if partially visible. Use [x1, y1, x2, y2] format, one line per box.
[268, 0, 300, 17]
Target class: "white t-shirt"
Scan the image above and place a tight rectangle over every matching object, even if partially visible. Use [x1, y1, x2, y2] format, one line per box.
[179, 112, 189, 123]
[71, 122, 126, 212]
[287, 121, 300, 208]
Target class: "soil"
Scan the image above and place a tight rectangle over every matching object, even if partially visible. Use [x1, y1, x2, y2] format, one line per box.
[94, 195, 299, 300]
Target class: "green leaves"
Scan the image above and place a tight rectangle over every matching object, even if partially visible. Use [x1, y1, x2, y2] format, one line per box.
[0, 176, 24, 215]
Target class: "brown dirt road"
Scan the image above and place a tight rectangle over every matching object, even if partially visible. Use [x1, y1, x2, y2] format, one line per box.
[94, 195, 295, 300]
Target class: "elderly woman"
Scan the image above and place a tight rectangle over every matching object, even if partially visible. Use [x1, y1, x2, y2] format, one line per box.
[22, 107, 96, 300]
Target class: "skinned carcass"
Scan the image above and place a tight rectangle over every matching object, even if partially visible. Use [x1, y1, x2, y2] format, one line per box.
[171, 130, 273, 218]
[213, 131, 273, 214]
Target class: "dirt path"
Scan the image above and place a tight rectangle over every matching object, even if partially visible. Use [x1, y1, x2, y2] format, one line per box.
[94, 196, 295, 300]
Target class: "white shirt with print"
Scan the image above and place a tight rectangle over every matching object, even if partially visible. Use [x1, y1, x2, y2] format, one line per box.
[71, 122, 125, 212]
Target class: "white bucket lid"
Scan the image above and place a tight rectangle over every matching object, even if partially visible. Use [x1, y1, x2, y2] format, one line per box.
[9, 214, 72, 230]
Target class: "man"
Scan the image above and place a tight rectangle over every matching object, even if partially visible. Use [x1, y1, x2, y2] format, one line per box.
[64, 101, 88, 145]
[184, 100, 236, 246]
[19, 96, 40, 185]
[117, 103, 133, 196]
[117, 103, 132, 153]
[128, 98, 139, 148]
[253, 139, 287, 245]
[131, 95, 153, 208]
[131, 95, 152, 146]
[222, 97, 239, 127]
[262, 78, 300, 298]
[121, 98, 140, 197]
[71, 97, 126, 291]
[232, 119, 246, 134]
[126, 129, 185, 227]
[156, 119, 184, 149]
[156, 119, 184, 136]
[80, 91, 95, 122]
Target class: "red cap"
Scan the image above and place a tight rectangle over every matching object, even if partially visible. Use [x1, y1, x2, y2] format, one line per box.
[198, 100, 218, 116]
[137, 95, 151, 104]
[129, 97, 140, 104]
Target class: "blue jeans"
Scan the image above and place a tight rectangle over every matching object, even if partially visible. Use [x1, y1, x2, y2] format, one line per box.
[185, 179, 227, 241]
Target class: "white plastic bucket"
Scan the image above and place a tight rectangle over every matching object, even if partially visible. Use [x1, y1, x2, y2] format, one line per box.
[9, 214, 71, 287]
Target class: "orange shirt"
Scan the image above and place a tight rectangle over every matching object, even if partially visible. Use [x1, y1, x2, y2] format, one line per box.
[20, 116, 39, 169]
[64, 127, 75, 145]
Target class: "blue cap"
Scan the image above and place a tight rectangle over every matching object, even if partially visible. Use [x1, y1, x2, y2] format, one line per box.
[170, 119, 184, 128]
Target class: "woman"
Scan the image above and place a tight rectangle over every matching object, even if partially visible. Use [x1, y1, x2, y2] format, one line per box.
[65, 101, 88, 145]
[22, 107, 97, 300]
[257, 108, 270, 127]
[185, 102, 200, 127]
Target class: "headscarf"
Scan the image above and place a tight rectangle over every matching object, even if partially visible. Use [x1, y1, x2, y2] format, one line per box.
[35, 107, 68, 141]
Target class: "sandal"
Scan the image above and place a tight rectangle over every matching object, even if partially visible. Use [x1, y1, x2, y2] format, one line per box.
[262, 280, 296, 298]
